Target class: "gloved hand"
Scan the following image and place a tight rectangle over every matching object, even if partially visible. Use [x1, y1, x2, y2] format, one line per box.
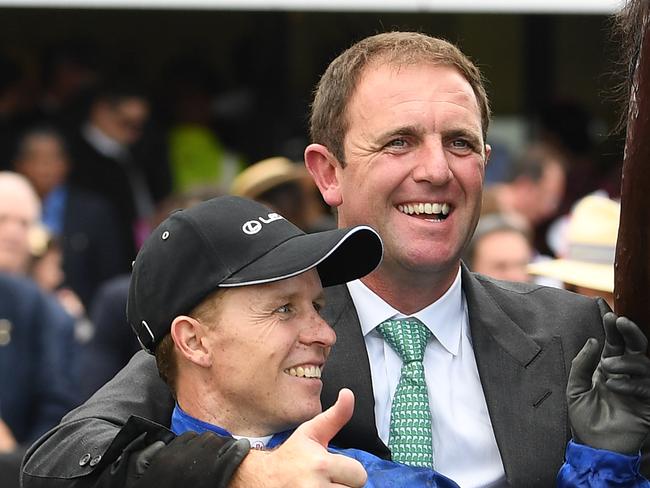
[567, 312, 650, 454]
[99, 431, 250, 488]
[130, 431, 250, 488]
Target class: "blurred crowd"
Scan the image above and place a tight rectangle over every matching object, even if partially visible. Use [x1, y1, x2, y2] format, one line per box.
[0, 41, 624, 486]
[469, 116, 621, 309]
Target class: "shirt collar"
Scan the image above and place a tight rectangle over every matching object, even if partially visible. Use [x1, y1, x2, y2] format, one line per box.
[82, 122, 129, 160]
[346, 267, 464, 356]
[171, 403, 289, 449]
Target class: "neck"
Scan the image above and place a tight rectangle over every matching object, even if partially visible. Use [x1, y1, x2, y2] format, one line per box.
[175, 372, 273, 438]
[361, 261, 460, 315]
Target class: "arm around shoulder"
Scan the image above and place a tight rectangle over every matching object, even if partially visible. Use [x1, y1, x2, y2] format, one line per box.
[22, 351, 175, 487]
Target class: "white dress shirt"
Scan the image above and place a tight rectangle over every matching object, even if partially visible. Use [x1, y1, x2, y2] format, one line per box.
[347, 268, 507, 488]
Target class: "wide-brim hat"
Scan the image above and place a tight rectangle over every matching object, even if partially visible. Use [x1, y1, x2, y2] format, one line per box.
[128, 195, 383, 354]
[527, 259, 613, 293]
[230, 157, 309, 199]
[527, 195, 619, 293]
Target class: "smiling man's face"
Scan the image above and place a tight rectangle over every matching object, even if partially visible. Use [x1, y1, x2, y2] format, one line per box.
[195, 269, 336, 436]
[305, 60, 489, 308]
[332, 62, 489, 285]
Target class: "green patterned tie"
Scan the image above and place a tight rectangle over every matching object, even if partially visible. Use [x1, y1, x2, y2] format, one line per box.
[377, 317, 433, 468]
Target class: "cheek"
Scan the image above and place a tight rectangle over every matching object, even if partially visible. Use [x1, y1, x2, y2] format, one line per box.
[451, 159, 483, 188]
[245, 336, 293, 375]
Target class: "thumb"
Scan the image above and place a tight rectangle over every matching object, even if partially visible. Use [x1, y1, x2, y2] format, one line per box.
[567, 338, 601, 399]
[296, 388, 355, 447]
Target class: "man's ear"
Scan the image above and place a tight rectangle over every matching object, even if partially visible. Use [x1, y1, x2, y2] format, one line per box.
[170, 316, 212, 368]
[484, 143, 492, 167]
[304, 143, 343, 207]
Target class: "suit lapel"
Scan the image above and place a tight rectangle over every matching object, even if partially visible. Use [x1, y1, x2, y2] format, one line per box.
[462, 267, 569, 486]
[320, 271, 569, 482]
[321, 284, 391, 459]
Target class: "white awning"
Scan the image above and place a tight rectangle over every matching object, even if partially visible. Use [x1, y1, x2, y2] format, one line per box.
[0, 0, 625, 14]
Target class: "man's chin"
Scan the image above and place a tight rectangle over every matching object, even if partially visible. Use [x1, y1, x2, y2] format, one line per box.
[282, 403, 323, 430]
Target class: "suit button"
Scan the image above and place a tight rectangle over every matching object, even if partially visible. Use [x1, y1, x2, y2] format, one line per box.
[79, 453, 91, 466]
[89, 455, 102, 467]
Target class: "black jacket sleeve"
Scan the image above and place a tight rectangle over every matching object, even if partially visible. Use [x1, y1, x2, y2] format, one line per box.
[21, 351, 248, 488]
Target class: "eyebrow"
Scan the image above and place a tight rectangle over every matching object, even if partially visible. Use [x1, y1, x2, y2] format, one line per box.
[374, 124, 425, 143]
[442, 127, 483, 145]
[268, 288, 326, 303]
[375, 123, 483, 141]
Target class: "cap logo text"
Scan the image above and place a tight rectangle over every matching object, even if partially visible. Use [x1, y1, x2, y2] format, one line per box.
[242, 213, 284, 235]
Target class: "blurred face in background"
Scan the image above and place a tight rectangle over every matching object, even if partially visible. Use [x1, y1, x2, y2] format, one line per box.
[14, 133, 69, 198]
[93, 97, 149, 146]
[472, 229, 532, 282]
[0, 175, 40, 274]
[522, 160, 566, 226]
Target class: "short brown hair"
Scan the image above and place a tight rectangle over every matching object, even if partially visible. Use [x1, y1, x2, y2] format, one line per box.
[154, 288, 225, 397]
[155, 333, 178, 397]
[310, 32, 491, 165]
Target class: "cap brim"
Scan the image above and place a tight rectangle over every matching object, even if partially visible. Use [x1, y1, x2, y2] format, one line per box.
[220, 225, 383, 288]
[527, 259, 613, 293]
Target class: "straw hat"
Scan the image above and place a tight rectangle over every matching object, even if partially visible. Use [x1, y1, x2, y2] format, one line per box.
[230, 157, 308, 199]
[527, 195, 619, 292]
[28, 223, 54, 258]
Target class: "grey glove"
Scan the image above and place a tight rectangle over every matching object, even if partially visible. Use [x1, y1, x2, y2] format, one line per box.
[567, 312, 650, 454]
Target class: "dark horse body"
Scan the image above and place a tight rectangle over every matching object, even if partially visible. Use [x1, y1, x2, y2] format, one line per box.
[616, 0, 650, 332]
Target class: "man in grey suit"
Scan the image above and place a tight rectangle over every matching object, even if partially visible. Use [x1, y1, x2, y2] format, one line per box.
[21, 32, 650, 488]
[302, 32, 611, 485]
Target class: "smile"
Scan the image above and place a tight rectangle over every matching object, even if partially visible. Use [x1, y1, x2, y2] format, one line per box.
[284, 365, 322, 379]
[397, 202, 451, 220]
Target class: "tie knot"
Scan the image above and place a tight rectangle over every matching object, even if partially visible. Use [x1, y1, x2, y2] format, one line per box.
[377, 317, 431, 363]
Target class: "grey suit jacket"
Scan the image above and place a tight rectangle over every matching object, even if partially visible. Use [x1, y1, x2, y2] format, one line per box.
[320, 266, 607, 487]
[22, 268, 608, 487]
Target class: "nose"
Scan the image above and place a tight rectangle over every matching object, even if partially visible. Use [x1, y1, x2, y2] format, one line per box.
[300, 313, 337, 349]
[411, 138, 453, 186]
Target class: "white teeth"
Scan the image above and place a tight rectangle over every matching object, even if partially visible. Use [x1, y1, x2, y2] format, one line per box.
[285, 365, 322, 379]
[397, 202, 450, 217]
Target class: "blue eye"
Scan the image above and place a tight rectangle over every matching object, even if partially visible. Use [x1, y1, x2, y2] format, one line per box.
[387, 138, 408, 148]
[276, 304, 292, 314]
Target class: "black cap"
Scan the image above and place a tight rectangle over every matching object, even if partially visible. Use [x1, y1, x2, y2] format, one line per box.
[128, 196, 382, 354]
